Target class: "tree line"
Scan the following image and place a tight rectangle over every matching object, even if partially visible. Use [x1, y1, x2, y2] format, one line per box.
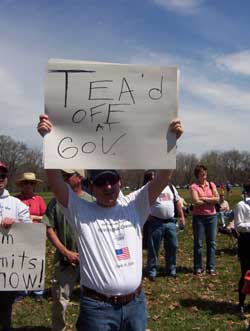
[1, 134, 249, 191]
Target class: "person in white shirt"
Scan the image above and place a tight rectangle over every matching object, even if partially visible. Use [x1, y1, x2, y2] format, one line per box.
[147, 180, 185, 280]
[234, 183, 250, 320]
[0, 161, 31, 331]
[37, 114, 183, 331]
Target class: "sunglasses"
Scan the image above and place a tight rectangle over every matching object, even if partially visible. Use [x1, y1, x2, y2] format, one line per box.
[93, 175, 119, 187]
[23, 180, 35, 185]
[0, 173, 7, 180]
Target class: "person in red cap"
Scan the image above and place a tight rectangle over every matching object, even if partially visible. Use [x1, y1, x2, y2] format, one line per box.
[37, 114, 183, 331]
[0, 162, 31, 331]
[234, 182, 250, 319]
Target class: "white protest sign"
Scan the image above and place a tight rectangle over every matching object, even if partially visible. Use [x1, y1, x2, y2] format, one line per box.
[0, 223, 46, 291]
[44, 59, 179, 169]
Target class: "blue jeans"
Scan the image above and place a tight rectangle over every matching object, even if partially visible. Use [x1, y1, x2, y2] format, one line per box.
[217, 211, 226, 227]
[76, 290, 147, 331]
[217, 210, 234, 227]
[147, 217, 178, 277]
[192, 214, 217, 272]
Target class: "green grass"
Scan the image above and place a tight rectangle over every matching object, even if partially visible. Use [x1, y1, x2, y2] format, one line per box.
[12, 188, 249, 330]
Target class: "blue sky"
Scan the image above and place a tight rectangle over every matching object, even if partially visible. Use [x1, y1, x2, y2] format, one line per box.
[0, 0, 250, 156]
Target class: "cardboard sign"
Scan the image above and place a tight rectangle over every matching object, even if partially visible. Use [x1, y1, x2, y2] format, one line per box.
[44, 59, 179, 169]
[0, 223, 46, 291]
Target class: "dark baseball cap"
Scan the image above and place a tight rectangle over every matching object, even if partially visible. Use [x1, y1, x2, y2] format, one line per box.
[89, 170, 120, 184]
[0, 161, 8, 172]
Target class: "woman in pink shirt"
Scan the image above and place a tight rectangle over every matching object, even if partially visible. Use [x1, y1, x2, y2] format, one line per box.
[189, 165, 219, 276]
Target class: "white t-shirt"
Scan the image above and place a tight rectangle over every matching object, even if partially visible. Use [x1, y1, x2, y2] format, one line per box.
[234, 197, 250, 233]
[150, 185, 179, 219]
[60, 184, 150, 295]
[0, 189, 30, 223]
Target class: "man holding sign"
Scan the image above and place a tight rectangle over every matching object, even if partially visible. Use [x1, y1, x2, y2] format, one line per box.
[38, 114, 182, 331]
[0, 162, 31, 331]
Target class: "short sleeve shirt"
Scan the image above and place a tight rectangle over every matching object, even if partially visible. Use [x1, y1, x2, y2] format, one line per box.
[190, 181, 217, 215]
[234, 197, 250, 233]
[43, 191, 93, 265]
[59, 184, 150, 295]
[16, 194, 46, 221]
[0, 189, 30, 223]
[150, 185, 180, 219]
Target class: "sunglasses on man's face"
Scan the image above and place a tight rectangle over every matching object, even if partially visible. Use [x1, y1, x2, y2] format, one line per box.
[23, 180, 35, 185]
[0, 173, 7, 180]
[93, 175, 119, 187]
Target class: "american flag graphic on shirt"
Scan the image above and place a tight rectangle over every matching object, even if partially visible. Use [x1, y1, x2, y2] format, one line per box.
[115, 247, 130, 260]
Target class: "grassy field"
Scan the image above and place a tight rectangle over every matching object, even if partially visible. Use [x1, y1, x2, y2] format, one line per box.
[12, 187, 250, 330]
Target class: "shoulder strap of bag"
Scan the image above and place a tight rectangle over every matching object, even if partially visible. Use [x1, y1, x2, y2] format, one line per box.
[169, 184, 177, 203]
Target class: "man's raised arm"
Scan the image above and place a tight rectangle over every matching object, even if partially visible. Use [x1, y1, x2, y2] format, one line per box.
[47, 170, 68, 207]
[37, 115, 69, 207]
[148, 118, 183, 207]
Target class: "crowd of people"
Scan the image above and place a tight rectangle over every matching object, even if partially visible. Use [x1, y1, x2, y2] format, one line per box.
[0, 116, 250, 331]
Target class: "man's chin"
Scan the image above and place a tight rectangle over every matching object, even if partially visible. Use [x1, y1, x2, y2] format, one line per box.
[99, 196, 117, 207]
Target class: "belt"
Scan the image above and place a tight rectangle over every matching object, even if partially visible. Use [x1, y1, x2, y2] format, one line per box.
[163, 218, 176, 224]
[149, 215, 176, 223]
[81, 283, 142, 305]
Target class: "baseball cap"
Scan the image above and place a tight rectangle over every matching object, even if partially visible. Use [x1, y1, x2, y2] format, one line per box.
[89, 170, 120, 184]
[61, 169, 85, 177]
[0, 161, 8, 172]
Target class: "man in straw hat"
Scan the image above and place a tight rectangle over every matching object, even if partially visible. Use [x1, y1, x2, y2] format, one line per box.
[42, 169, 93, 331]
[0, 162, 31, 331]
[37, 114, 183, 331]
[16, 172, 46, 223]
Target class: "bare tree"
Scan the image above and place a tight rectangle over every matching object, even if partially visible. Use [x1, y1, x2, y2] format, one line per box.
[221, 150, 244, 184]
[0, 135, 44, 191]
[200, 151, 224, 184]
[175, 152, 198, 185]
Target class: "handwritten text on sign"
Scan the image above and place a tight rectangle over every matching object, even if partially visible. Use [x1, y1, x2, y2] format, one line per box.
[44, 59, 179, 169]
[0, 223, 46, 291]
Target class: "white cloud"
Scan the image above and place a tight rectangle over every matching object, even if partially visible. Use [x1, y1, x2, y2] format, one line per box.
[129, 49, 178, 66]
[128, 48, 250, 154]
[151, 0, 203, 15]
[0, 64, 43, 147]
[183, 75, 250, 111]
[179, 103, 249, 155]
[129, 48, 250, 112]
[0, 67, 24, 109]
[216, 50, 250, 76]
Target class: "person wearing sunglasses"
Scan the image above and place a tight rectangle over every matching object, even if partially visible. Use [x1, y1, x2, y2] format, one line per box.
[37, 114, 183, 331]
[16, 172, 46, 224]
[42, 169, 93, 331]
[0, 162, 31, 331]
